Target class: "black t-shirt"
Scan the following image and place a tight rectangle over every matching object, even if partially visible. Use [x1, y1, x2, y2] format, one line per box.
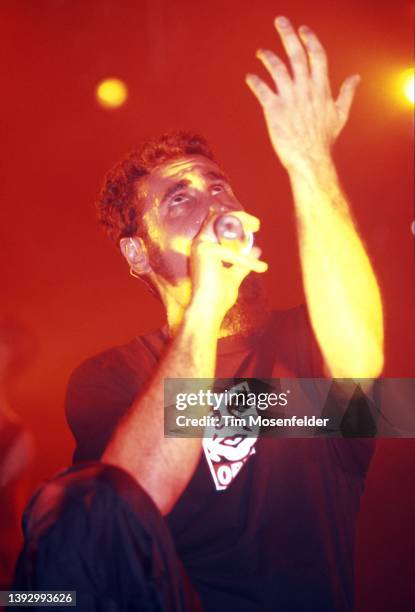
[65, 307, 375, 612]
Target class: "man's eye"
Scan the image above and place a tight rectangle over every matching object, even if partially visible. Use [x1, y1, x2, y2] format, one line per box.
[211, 184, 224, 196]
[170, 194, 189, 206]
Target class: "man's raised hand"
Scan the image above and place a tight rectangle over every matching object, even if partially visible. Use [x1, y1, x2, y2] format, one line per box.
[246, 16, 360, 171]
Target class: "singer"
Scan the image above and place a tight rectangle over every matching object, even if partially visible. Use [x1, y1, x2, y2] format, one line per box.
[14, 17, 383, 612]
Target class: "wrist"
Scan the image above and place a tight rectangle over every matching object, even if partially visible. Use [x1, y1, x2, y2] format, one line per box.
[286, 152, 350, 221]
[184, 298, 222, 336]
[285, 150, 335, 178]
[286, 153, 339, 193]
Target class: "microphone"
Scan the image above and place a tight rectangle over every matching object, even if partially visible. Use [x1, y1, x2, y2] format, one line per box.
[213, 214, 254, 255]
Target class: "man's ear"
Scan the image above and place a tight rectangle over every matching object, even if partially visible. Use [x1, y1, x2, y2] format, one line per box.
[119, 236, 152, 274]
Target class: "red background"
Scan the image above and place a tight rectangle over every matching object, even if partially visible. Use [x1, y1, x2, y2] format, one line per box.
[2, 0, 414, 609]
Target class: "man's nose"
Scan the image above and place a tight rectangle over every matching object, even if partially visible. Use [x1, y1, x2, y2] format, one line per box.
[208, 201, 229, 215]
[207, 199, 242, 216]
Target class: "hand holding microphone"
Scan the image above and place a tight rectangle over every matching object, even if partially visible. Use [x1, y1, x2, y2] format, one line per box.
[195, 209, 264, 271]
[213, 213, 254, 256]
[189, 210, 267, 325]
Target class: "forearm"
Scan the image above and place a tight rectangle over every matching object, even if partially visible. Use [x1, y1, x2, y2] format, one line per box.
[288, 155, 384, 378]
[103, 300, 220, 515]
[245, 17, 384, 374]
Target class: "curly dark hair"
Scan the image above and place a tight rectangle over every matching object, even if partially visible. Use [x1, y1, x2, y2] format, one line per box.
[97, 131, 216, 245]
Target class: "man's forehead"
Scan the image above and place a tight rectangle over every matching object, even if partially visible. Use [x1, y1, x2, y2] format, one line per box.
[137, 155, 227, 199]
[152, 155, 223, 179]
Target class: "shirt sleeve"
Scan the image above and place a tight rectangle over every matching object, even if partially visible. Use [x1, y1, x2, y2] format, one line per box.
[275, 305, 376, 478]
[270, 304, 325, 377]
[65, 346, 148, 464]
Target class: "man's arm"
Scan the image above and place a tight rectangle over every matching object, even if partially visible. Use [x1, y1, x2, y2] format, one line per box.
[246, 16, 384, 378]
[103, 302, 219, 516]
[287, 158, 383, 379]
[103, 223, 267, 516]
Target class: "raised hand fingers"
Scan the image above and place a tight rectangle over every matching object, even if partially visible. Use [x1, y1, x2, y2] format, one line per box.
[298, 26, 330, 95]
[274, 16, 309, 85]
[255, 49, 292, 99]
[335, 74, 361, 131]
[246, 73, 276, 107]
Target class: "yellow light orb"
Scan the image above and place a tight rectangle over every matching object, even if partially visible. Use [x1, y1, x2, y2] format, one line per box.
[96, 78, 128, 109]
[403, 71, 414, 104]
[398, 69, 415, 105]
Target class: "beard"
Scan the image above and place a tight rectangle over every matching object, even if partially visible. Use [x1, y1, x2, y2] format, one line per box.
[145, 237, 269, 337]
[144, 238, 180, 286]
[220, 273, 269, 337]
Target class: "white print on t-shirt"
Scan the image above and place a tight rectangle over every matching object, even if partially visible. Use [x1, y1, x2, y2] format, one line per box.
[202, 382, 259, 491]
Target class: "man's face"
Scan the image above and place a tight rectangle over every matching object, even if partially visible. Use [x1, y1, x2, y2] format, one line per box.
[137, 155, 243, 283]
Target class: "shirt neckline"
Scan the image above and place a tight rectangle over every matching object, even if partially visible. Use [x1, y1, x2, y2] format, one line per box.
[141, 309, 271, 357]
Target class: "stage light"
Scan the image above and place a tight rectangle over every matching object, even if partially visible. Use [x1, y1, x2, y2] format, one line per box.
[401, 69, 414, 105]
[96, 78, 128, 109]
[403, 72, 414, 104]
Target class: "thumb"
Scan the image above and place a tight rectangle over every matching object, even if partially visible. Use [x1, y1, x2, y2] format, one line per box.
[335, 74, 361, 129]
[229, 262, 254, 287]
[229, 246, 264, 286]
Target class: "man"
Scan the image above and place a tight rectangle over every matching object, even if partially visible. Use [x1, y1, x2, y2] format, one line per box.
[13, 16, 383, 611]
